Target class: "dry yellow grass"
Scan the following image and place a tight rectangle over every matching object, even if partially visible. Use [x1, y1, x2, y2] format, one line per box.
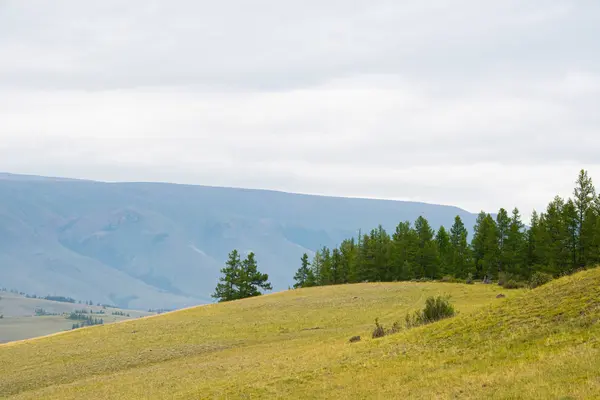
[1, 270, 599, 399]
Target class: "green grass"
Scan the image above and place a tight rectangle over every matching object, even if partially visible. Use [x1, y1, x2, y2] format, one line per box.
[1, 270, 599, 399]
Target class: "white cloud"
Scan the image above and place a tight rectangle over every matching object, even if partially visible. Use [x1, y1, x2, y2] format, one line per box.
[0, 0, 599, 222]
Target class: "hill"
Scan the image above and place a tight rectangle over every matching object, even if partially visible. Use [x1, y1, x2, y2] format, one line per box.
[1, 268, 598, 399]
[0, 173, 480, 309]
[0, 292, 152, 343]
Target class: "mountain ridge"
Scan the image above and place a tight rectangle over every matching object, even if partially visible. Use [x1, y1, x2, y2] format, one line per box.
[0, 172, 481, 309]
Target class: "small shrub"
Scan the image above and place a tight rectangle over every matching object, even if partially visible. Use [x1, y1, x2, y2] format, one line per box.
[529, 272, 553, 289]
[405, 295, 456, 328]
[372, 318, 386, 339]
[503, 280, 526, 289]
[421, 296, 455, 323]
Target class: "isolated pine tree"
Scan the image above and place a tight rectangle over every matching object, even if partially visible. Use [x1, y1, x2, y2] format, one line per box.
[212, 250, 242, 302]
[237, 252, 272, 299]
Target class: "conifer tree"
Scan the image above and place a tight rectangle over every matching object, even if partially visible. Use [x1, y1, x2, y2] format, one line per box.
[414, 216, 439, 279]
[435, 226, 452, 276]
[212, 250, 241, 302]
[574, 169, 596, 266]
[505, 208, 526, 277]
[472, 212, 499, 280]
[496, 208, 510, 274]
[212, 250, 271, 302]
[449, 216, 470, 278]
[293, 253, 315, 288]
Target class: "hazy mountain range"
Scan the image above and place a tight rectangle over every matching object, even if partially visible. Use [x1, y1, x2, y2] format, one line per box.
[0, 173, 480, 309]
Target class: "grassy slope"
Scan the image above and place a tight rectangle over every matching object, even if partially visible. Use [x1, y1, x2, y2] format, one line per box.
[0, 293, 152, 343]
[1, 270, 599, 399]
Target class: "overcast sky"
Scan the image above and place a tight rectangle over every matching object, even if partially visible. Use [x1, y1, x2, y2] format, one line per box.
[1, 1, 599, 220]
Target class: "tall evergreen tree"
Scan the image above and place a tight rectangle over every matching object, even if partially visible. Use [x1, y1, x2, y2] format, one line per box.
[472, 212, 499, 280]
[574, 169, 596, 266]
[293, 253, 314, 288]
[213, 250, 272, 302]
[414, 216, 439, 279]
[496, 208, 510, 274]
[311, 251, 323, 286]
[505, 208, 526, 277]
[435, 226, 452, 276]
[391, 221, 418, 280]
[563, 199, 579, 271]
[237, 252, 272, 299]
[449, 215, 471, 278]
[212, 250, 242, 302]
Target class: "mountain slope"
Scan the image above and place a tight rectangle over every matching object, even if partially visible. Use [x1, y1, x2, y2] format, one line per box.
[1, 269, 598, 399]
[0, 173, 480, 309]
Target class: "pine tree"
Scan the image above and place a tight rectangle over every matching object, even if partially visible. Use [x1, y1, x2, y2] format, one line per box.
[319, 247, 333, 285]
[414, 216, 439, 279]
[539, 196, 569, 275]
[496, 208, 510, 275]
[563, 199, 579, 272]
[310, 251, 323, 286]
[391, 221, 417, 280]
[237, 252, 272, 298]
[435, 226, 452, 276]
[472, 212, 499, 280]
[505, 208, 526, 277]
[212, 250, 242, 302]
[293, 253, 314, 288]
[574, 169, 596, 266]
[339, 238, 356, 283]
[212, 250, 271, 302]
[449, 216, 471, 278]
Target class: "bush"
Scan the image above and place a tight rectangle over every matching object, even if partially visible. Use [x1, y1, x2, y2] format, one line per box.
[406, 296, 456, 328]
[502, 280, 526, 289]
[497, 273, 526, 289]
[529, 272, 553, 289]
[421, 296, 456, 323]
[372, 318, 386, 339]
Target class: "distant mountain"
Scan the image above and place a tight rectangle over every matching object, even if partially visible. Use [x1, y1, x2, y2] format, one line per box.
[0, 173, 481, 309]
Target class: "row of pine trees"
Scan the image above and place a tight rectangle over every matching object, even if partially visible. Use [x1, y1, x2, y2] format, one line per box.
[294, 170, 600, 287]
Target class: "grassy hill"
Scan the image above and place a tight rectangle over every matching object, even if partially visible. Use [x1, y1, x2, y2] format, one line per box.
[1, 269, 599, 399]
[0, 293, 152, 344]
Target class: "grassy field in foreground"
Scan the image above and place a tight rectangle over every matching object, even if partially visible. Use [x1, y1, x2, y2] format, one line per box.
[1, 270, 599, 399]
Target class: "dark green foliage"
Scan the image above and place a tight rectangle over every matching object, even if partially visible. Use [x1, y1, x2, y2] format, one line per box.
[405, 296, 456, 328]
[212, 250, 272, 302]
[291, 170, 600, 291]
[529, 272, 553, 289]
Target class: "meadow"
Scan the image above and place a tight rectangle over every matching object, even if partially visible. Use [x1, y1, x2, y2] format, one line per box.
[1, 269, 599, 399]
[0, 293, 151, 343]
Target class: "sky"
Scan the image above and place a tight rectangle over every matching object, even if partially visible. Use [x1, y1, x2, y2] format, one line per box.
[1, 0, 599, 220]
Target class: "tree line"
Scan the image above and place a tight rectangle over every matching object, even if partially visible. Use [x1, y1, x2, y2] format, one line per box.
[293, 170, 600, 288]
